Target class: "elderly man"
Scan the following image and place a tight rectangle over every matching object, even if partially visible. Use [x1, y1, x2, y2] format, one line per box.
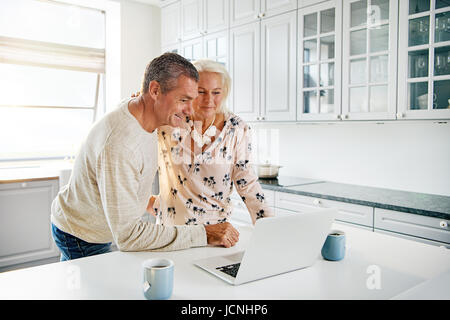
[51, 53, 239, 261]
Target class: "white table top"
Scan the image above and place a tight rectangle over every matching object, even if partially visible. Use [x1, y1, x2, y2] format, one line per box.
[0, 222, 449, 300]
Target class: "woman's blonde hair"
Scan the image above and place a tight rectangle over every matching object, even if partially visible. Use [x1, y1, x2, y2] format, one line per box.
[192, 59, 231, 114]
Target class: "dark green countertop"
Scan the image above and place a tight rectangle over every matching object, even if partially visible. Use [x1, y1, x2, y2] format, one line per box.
[259, 179, 450, 220]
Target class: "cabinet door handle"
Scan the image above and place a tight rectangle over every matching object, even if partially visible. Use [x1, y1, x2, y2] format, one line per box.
[440, 221, 448, 228]
[313, 199, 321, 206]
[396, 112, 404, 118]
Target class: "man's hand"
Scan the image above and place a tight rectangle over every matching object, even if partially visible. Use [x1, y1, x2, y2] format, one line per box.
[204, 222, 240, 248]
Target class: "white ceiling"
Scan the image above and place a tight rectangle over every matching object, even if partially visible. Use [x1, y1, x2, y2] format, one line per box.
[124, 0, 160, 6]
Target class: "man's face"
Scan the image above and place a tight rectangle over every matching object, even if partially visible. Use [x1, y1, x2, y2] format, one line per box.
[155, 75, 198, 128]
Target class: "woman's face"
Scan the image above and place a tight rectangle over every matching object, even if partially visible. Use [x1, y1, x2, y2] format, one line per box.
[193, 72, 224, 120]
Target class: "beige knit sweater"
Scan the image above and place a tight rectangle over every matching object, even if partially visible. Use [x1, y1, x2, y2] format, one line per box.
[51, 98, 207, 251]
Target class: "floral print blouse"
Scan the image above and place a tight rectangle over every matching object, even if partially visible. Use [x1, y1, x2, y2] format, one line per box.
[152, 112, 274, 226]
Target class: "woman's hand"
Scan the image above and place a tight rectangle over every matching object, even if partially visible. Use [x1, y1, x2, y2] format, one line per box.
[204, 222, 240, 248]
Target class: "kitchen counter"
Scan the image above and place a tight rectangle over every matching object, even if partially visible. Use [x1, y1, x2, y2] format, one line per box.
[259, 179, 450, 220]
[0, 161, 72, 184]
[0, 222, 449, 300]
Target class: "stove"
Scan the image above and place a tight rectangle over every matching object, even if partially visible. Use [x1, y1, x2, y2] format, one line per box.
[258, 176, 324, 188]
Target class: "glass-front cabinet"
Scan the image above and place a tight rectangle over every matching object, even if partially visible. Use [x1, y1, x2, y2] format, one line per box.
[297, 0, 342, 121]
[342, 0, 398, 120]
[398, 0, 450, 119]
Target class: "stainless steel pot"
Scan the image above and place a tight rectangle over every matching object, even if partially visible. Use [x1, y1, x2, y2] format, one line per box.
[254, 163, 282, 179]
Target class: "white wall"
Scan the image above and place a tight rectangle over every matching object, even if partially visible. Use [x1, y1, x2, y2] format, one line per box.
[252, 121, 450, 197]
[112, 0, 161, 99]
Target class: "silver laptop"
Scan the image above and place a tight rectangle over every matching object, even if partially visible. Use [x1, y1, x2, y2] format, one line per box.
[194, 208, 336, 285]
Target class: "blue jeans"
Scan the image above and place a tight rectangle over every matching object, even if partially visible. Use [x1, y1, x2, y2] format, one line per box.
[51, 223, 112, 261]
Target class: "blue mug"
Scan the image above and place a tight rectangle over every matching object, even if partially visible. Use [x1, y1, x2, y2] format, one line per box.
[321, 230, 346, 261]
[142, 258, 174, 300]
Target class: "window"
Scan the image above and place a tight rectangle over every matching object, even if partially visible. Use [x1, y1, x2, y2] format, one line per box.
[0, 0, 106, 161]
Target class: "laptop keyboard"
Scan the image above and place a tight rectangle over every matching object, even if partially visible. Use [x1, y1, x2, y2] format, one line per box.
[216, 263, 241, 278]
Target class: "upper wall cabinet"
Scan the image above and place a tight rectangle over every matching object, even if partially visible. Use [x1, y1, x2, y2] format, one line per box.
[230, 0, 297, 27]
[204, 0, 230, 34]
[229, 11, 297, 122]
[262, 11, 297, 121]
[230, 0, 261, 27]
[229, 21, 261, 121]
[342, 0, 399, 121]
[180, 29, 229, 67]
[261, 0, 297, 18]
[181, 0, 203, 40]
[297, 0, 342, 121]
[161, 1, 181, 47]
[397, 0, 450, 120]
[181, 0, 229, 41]
[298, 0, 330, 8]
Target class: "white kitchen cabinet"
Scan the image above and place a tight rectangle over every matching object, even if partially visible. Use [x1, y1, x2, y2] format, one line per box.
[181, 0, 203, 40]
[374, 207, 450, 244]
[230, 200, 253, 225]
[275, 191, 374, 228]
[275, 192, 323, 212]
[181, 36, 204, 61]
[181, 0, 229, 41]
[180, 30, 229, 67]
[203, 30, 229, 66]
[273, 206, 297, 217]
[297, 0, 342, 121]
[0, 179, 60, 269]
[229, 21, 261, 121]
[161, 1, 182, 47]
[298, 0, 330, 9]
[397, 0, 450, 120]
[230, 188, 276, 225]
[341, 0, 398, 120]
[230, 0, 296, 27]
[230, 188, 275, 207]
[230, 11, 297, 122]
[261, 0, 297, 18]
[261, 10, 297, 121]
[230, 0, 261, 27]
[204, 0, 230, 34]
[374, 229, 450, 249]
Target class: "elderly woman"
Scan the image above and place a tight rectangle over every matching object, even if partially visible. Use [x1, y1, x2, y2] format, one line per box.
[151, 59, 273, 231]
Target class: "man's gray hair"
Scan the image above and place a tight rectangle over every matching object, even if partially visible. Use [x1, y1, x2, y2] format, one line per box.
[141, 52, 199, 94]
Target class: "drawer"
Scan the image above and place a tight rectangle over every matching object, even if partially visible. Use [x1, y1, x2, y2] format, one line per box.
[374, 208, 450, 244]
[275, 192, 374, 227]
[275, 192, 322, 212]
[374, 229, 450, 249]
[274, 207, 296, 217]
[230, 188, 275, 207]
